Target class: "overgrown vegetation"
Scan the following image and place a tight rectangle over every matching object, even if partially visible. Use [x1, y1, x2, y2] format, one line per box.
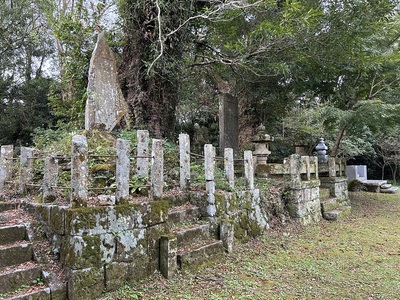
[101, 191, 400, 300]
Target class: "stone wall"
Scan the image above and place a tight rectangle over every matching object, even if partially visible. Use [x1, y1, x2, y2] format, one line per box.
[257, 154, 323, 225]
[22, 200, 168, 300]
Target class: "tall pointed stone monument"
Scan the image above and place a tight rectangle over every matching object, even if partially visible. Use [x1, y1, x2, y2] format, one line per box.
[85, 32, 129, 131]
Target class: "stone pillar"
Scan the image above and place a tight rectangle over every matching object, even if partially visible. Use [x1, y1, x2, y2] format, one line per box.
[43, 156, 59, 202]
[311, 156, 319, 180]
[204, 144, 216, 217]
[219, 93, 238, 156]
[137, 130, 149, 177]
[289, 154, 301, 184]
[220, 220, 234, 253]
[71, 135, 88, 208]
[224, 148, 234, 190]
[304, 156, 311, 181]
[328, 157, 336, 177]
[244, 151, 254, 190]
[150, 139, 163, 198]
[116, 138, 130, 204]
[179, 133, 190, 190]
[159, 235, 177, 279]
[0, 145, 14, 190]
[19, 147, 35, 194]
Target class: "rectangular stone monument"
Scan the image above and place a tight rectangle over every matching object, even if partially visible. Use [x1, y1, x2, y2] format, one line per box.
[346, 165, 367, 181]
[219, 93, 238, 156]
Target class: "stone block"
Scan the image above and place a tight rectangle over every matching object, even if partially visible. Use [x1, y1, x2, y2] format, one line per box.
[147, 223, 168, 274]
[67, 267, 104, 300]
[105, 261, 131, 292]
[65, 206, 110, 236]
[50, 205, 67, 235]
[220, 220, 234, 253]
[0, 224, 27, 245]
[115, 229, 147, 262]
[110, 203, 148, 231]
[0, 242, 33, 268]
[146, 200, 168, 225]
[61, 234, 115, 269]
[159, 234, 177, 279]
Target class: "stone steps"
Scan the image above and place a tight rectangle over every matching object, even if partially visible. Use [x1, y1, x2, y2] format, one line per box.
[321, 195, 351, 222]
[0, 209, 51, 300]
[0, 225, 27, 245]
[3, 286, 51, 300]
[380, 186, 399, 194]
[0, 262, 42, 294]
[319, 188, 331, 201]
[177, 240, 225, 273]
[0, 202, 18, 213]
[0, 242, 33, 268]
[320, 197, 340, 213]
[322, 206, 351, 221]
[172, 223, 212, 249]
[160, 201, 226, 278]
[168, 204, 200, 225]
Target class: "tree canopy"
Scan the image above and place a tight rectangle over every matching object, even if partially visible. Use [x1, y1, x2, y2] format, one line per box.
[1, 0, 400, 172]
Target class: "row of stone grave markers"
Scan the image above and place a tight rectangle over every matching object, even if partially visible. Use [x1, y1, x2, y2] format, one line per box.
[0, 130, 162, 207]
[0, 131, 255, 209]
[178, 133, 255, 217]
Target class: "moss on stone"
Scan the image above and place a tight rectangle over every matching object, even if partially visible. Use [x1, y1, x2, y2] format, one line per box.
[65, 206, 110, 235]
[61, 235, 103, 269]
[68, 267, 104, 300]
[147, 200, 169, 225]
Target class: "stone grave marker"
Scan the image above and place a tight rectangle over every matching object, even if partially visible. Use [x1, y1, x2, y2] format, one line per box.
[85, 31, 129, 131]
[218, 81, 238, 156]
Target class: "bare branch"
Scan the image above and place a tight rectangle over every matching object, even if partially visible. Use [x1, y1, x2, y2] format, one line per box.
[147, 0, 164, 75]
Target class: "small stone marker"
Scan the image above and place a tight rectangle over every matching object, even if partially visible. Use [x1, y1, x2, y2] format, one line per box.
[137, 130, 150, 177]
[116, 139, 130, 204]
[19, 147, 35, 193]
[71, 135, 88, 207]
[204, 144, 216, 217]
[179, 133, 190, 190]
[85, 31, 129, 131]
[151, 139, 163, 198]
[43, 156, 58, 202]
[0, 145, 13, 190]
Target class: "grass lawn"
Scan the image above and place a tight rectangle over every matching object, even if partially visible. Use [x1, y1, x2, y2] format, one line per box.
[101, 191, 400, 300]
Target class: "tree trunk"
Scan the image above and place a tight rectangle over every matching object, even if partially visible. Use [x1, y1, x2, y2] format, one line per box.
[119, 0, 195, 139]
[330, 126, 346, 157]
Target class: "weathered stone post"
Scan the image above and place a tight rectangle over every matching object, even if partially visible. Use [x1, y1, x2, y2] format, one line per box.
[179, 133, 190, 190]
[137, 130, 149, 177]
[289, 154, 301, 184]
[71, 135, 88, 207]
[224, 148, 234, 190]
[116, 138, 130, 204]
[304, 156, 311, 181]
[43, 156, 59, 202]
[159, 235, 177, 279]
[220, 220, 234, 253]
[19, 147, 35, 194]
[244, 150, 254, 190]
[0, 145, 14, 190]
[204, 144, 216, 217]
[328, 157, 336, 177]
[151, 139, 163, 198]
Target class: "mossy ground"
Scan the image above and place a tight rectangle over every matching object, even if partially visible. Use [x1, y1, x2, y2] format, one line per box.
[101, 191, 400, 300]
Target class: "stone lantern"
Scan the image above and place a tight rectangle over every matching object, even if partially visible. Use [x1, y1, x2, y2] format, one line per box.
[315, 137, 328, 163]
[252, 124, 274, 165]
